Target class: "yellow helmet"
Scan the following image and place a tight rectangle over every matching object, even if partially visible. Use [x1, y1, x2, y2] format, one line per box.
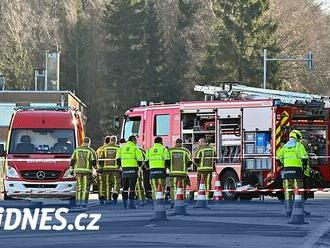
[289, 130, 302, 140]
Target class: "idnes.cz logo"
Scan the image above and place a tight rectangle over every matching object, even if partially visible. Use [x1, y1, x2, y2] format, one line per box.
[0, 207, 101, 231]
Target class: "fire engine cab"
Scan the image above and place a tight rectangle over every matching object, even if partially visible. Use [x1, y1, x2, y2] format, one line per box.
[122, 84, 330, 200]
[1, 106, 85, 200]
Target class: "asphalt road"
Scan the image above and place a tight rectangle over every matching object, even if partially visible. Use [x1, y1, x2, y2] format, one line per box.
[0, 197, 329, 248]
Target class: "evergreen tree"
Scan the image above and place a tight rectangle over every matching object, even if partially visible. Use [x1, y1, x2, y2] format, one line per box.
[200, 0, 279, 88]
[103, 0, 146, 110]
[140, 0, 166, 102]
[160, 0, 200, 102]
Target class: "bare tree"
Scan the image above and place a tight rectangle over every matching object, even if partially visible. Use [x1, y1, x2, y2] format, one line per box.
[268, 0, 330, 93]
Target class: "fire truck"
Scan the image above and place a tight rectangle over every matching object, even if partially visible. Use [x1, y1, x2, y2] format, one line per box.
[121, 83, 330, 200]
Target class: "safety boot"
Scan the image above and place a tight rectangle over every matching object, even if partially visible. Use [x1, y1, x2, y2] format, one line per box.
[112, 193, 118, 205]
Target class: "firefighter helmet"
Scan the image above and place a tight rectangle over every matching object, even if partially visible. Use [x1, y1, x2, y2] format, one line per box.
[289, 130, 302, 141]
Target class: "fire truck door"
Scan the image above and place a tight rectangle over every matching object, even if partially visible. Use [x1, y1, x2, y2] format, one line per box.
[149, 108, 180, 148]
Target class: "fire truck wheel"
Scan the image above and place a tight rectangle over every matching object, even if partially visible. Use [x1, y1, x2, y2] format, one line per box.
[221, 170, 239, 200]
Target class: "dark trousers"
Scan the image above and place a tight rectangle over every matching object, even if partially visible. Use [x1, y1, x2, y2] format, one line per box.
[143, 169, 152, 200]
[122, 175, 138, 202]
[303, 175, 311, 201]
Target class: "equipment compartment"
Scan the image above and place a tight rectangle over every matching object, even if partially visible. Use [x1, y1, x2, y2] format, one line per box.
[181, 112, 216, 153]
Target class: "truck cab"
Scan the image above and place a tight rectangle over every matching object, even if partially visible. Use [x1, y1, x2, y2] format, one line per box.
[2, 107, 84, 199]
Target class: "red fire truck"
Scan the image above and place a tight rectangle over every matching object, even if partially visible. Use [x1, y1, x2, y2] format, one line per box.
[0, 106, 85, 199]
[121, 84, 330, 200]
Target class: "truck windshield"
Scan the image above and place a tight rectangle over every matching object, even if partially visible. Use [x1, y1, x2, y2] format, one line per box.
[123, 117, 141, 140]
[9, 129, 75, 154]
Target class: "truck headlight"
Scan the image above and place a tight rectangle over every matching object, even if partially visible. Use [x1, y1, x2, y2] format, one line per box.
[63, 168, 75, 179]
[6, 166, 20, 179]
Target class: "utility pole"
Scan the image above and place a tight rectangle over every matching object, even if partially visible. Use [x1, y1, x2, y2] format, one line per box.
[263, 49, 313, 89]
[0, 72, 5, 91]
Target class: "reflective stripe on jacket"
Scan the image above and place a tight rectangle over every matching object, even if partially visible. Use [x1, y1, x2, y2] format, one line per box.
[276, 139, 308, 168]
[146, 143, 170, 169]
[71, 146, 97, 174]
[169, 147, 191, 176]
[100, 145, 119, 170]
[195, 146, 215, 172]
[116, 141, 143, 168]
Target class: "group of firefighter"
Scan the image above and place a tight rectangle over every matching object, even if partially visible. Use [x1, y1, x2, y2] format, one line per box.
[69, 135, 216, 208]
[70, 129, 312, 216]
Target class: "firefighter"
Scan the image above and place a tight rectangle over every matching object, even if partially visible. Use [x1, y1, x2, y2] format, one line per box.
[145, 137, 170, 200]
[142, 159, 153, 202]
[300, 139, 311, 190]
[276, 130, 308, 217]
[194, 138, 216, 200]
[70, 137, 97, 207]
[135, 148, 146, 205]
[168, 138, 192, 208]
[96, 135, 110, 204]
[98, 135, 121, 205]
[116, 135, 144, 209]
[300, 138, 312, 215]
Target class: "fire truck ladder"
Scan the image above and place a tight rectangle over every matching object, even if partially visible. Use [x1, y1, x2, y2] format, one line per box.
[194, 84, 330, 107]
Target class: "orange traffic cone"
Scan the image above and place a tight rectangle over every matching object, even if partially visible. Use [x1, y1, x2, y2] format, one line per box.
[152, 184, 167, 221]
[174, 179, 187, 215]
[288, 190, 308, 225]
[213, 174, 223, 202]
[196, 175, 208, 208]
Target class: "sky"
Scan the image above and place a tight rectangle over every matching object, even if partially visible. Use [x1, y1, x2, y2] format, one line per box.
[319, 0, 330, 11]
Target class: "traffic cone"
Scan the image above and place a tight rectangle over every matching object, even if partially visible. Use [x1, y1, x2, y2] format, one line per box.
[288, 191, 308, 225]
[196, 175, 208, 208]
[213, 174, 223, 202]
[152, 183, 167, 221]
[174, 179, 187, 215]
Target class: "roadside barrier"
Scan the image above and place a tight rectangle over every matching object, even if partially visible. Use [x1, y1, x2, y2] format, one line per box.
[2, 154, 330, 161]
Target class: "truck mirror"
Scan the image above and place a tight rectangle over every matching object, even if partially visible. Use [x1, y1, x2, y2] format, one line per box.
[114, 116, 120, 129]
[0, 144, 5, 157]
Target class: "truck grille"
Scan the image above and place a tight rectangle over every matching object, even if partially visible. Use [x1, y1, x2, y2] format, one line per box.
[21, 170, 62, 180]
[23, 184, 57, 189]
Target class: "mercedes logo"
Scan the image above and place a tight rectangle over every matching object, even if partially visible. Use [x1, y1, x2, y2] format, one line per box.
[36, 171, 46, 180]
